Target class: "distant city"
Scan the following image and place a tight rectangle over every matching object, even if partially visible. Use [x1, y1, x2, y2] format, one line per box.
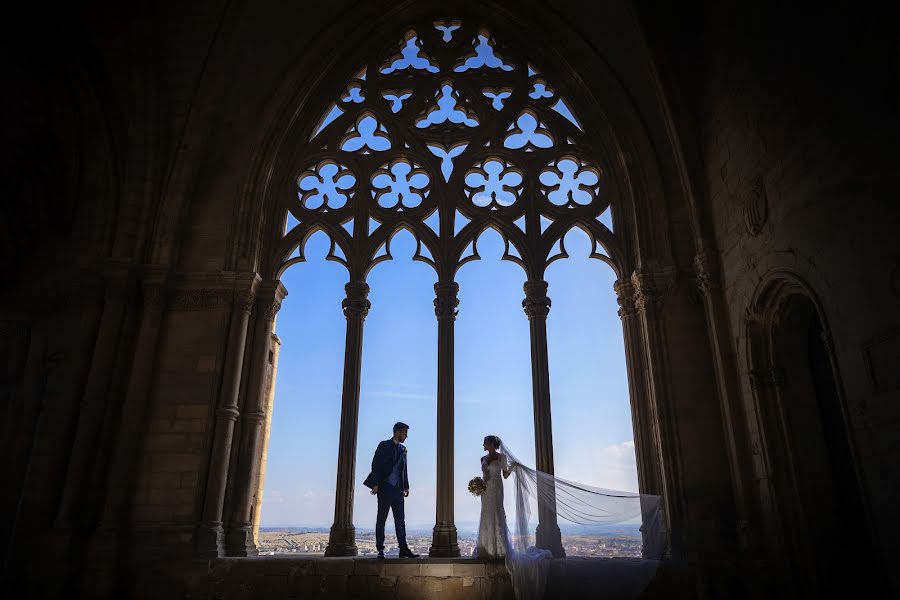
[257, 525, 643, 558]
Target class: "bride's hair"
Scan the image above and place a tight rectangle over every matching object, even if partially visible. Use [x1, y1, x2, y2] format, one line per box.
[484, 435, 502, 450]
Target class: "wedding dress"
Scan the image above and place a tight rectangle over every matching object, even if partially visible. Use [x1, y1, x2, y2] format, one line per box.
[474, 454, 515, 558]
[475, 446, 665, 600]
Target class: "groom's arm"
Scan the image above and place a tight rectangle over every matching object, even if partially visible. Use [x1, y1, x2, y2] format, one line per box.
[403, 459, 409, 496]
[367, 441, 388, 493]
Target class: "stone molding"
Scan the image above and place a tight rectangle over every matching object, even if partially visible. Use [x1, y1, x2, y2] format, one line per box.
[169, 288, 234, 312]
[215, 407, 240, 422]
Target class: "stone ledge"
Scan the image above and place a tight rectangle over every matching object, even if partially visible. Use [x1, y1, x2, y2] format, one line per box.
[203, 556, 679, 600]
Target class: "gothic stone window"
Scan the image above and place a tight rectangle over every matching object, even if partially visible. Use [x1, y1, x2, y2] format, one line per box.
[267, 19, 623, 559]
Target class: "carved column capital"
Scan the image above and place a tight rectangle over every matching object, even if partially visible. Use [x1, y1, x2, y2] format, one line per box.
[434, 281, 460, 320]
[631, 267, 676, 314]
[522, 280, 551, 320]
[255, 281, 288, 322]
[342, 282, 371, 319]
[693, 251, 719, 298]
[234, 290, 255, 315]
[613, 280, 637, 319]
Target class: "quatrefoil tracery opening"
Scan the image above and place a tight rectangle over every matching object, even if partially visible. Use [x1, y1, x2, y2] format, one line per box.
[285, 19, 620, 278]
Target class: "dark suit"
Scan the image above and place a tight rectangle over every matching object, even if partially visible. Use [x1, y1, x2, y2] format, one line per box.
[363, 439, 409, 552]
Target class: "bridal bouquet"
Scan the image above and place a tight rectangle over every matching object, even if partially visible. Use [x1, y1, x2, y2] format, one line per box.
[467, 476, 487, 496]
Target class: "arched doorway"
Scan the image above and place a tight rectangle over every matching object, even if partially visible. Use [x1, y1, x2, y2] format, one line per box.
[747, 278, 875, 596]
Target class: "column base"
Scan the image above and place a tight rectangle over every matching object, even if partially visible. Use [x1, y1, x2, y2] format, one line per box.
[194, 521, 225, 557]
[429, 524, 460, 557]
[223, 525, 258, 557]
[324, 524, 358, 556]
[535, 522, 566, 558]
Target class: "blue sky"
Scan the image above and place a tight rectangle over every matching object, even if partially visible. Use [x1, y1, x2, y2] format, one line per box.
[260, 226, 638, 530]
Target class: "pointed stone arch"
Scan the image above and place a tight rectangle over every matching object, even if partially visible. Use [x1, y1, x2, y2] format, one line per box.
[216, 2, 700, 561]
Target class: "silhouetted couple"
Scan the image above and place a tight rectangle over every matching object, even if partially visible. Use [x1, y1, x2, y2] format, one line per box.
[363, 421, 419, 559]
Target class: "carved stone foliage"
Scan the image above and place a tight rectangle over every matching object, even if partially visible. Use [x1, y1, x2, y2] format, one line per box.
[433, 281, 459, 319]
[522, 280, 551, 319]
[274, 20, 623, 282]
[169, 289, 233, 312]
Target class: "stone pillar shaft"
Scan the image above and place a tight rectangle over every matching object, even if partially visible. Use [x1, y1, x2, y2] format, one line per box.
[694, 251, 756, 553]
[86, 275, 169, 574]
[325, 281, 370, 557]
[196, 284, 255, 556]
[632, 269, 681, 558]
[522, 280, 565, 558]
[430, 281, 460, 557]
[56, 274, 130, 527]
[615, 279, 666, 558]
[252, 333, 281, 545]
[225, 281, 285, 556]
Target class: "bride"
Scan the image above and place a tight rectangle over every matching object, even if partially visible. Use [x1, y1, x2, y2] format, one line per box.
[474, 434, 665, 600]
[474, 435, 515, 558]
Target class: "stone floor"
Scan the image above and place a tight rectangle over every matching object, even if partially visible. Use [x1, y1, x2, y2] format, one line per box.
[199, 556, 688, 600]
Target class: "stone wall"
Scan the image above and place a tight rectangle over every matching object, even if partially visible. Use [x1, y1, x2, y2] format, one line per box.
[643, 1, 900, 594]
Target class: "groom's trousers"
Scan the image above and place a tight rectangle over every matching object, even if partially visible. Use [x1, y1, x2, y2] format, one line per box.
[375, 483, 408, 551]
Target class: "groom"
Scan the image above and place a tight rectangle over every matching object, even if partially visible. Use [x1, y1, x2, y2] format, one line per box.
[363, 422, 419, 559]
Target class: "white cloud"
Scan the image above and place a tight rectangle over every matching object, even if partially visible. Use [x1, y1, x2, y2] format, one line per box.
[556, 439, 638, 493]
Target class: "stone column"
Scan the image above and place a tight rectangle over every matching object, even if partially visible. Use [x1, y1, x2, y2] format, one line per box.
[430, 281, 460, 557]
[196, 279, 257, 556]
[225, 281, 286, 556]
[615, 278, 666, 558]
[325, 281, 370, 556]
[522, 280, 565, 557]
[632, 268, 682, 557]
[55, 269, 132, 528]
[86, 272, 170, 574]
[694, 251, 757, 553]
[252, 333, 281, 546]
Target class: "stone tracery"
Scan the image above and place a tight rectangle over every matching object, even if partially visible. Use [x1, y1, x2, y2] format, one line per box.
[267, 19, 623, 559]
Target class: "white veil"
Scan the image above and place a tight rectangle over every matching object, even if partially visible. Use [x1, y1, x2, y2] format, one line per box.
[499, 443, 665, 600]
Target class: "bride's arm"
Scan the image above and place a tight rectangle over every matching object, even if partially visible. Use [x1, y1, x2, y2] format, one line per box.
[502, 455, 512, 479]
